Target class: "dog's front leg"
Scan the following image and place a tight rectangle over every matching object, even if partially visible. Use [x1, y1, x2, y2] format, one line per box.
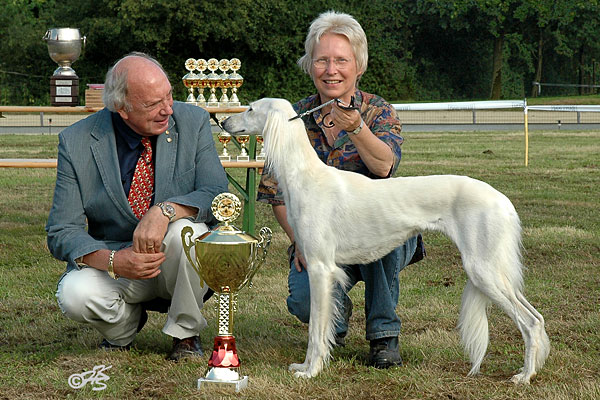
[289, 262, 338, 378]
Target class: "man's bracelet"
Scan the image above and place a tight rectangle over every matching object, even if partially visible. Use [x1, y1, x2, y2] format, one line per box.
[107, 250, 119, 280]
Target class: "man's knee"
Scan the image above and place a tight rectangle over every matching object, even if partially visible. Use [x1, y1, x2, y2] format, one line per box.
[56, 270, 111, 322]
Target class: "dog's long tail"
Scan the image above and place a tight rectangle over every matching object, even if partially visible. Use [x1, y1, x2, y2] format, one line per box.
[458, 280, 492, 375]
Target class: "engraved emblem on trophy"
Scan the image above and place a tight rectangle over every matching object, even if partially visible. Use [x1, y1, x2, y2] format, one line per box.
[236, 135, 250, 162]
[218, 59, 231, 107]
[196, 59, 208, 107]
[255, 135, 266, 161]
[218, 131, 232, 162]
[181, 193, 272, 392]
[206, 58, 221, 107]
[182, 58, 199, 104]
[228, 58, 243, 107]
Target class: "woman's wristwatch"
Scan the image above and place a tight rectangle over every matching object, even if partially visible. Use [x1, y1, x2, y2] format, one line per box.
[349, 118, 364, 135]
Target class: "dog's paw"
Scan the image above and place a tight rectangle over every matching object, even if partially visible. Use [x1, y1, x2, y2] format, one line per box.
[288, 362, 307, 373]
[293, 371, 313, 379]
[510, 372, 533, 384]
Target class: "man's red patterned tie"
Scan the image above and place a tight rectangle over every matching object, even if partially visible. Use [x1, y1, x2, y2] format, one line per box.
[128, 137, 154, 219]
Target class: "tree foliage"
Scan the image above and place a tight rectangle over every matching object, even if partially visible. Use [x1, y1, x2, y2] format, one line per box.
[1, 0, 599, 105]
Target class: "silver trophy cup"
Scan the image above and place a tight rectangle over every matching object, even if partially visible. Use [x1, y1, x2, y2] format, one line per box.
[43, 28, 86, 76]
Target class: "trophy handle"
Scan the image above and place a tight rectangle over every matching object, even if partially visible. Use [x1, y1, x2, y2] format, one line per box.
[43, 30, 51, 41]
[257, 227, 273, 259]
[181, 226, 204, 287]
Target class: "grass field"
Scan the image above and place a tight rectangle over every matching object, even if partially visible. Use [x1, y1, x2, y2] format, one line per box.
[0, 130, 598, 399]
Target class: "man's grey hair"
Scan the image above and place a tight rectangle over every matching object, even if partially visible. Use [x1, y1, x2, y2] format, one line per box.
[102, 52, 165, 112]
[297, 11, 368, 83]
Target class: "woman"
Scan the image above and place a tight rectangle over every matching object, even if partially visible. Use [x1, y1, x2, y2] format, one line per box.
[257, 10, 423, 368]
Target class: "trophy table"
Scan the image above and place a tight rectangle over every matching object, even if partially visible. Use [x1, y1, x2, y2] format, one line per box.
[43, 28, 86, 106]
[181, 193, 272, 392]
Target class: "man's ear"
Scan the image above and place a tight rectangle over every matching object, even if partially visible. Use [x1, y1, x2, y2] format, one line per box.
[117, 109, 129, 120]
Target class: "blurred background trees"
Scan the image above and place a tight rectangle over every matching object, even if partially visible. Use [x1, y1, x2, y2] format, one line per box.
[1, 0, 599, 106]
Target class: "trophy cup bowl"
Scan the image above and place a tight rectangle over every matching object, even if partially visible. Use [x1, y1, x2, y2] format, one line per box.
[181, 193, 272, 392]
[43, 28, 86, 76]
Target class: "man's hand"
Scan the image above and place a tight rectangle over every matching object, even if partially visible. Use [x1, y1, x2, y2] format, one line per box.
[132, 205, 169, 253]
[113, 247, 164, 279]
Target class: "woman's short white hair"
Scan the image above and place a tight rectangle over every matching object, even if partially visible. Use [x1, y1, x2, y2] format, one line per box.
[102, 52, 164, 112]
[298, 11, 368, 81]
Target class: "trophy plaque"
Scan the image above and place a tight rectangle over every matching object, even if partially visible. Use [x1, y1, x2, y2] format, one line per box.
[43, 28, 86, 106]
[181, 193, 272, 392]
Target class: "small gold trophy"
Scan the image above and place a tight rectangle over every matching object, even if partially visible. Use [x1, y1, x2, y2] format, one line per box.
[218, 131, 232, 161]
[182, 58, 199, 104]
[236, 135, 250, 162]
[218, 59, 231, 107]
[255, 135, 266, 161]
[181, 193, 272, 392]
[228, 58, 243, 107]
[206, 58, 221, 107]
[196, 58, 209, 106]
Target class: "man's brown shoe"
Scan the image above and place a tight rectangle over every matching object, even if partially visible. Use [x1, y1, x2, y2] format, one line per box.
[167, 336, 203, 361]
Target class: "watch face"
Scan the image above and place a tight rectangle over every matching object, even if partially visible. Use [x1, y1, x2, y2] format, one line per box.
[164, 204, 175, 217]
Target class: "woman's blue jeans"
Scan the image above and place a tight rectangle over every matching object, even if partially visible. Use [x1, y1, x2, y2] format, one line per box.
[286, 236, 417, 341]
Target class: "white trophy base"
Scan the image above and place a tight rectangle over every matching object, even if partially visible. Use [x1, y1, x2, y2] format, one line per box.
[207, 101, 220, 107]
[198, 368, 248, 392]
[219, 155, 231, 161]
[236, 155, 250, 162]
[256, 154, 266, 161]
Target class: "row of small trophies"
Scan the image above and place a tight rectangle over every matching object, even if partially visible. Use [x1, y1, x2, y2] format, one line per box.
[183, 58, 243, 107]
[218, 132, 265, 162]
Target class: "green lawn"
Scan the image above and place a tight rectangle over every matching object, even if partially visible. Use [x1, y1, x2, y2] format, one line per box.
[0, 130, 598, 399]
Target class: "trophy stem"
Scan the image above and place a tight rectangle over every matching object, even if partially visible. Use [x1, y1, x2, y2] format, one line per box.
[217, 289, 236, 335]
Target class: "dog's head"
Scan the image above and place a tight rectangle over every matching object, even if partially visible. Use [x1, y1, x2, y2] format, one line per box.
[221, 98, 296, 138]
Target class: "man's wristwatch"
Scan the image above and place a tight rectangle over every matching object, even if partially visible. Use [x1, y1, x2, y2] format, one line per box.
[156, 202, 176, 221]
[349, 118, 364, 135]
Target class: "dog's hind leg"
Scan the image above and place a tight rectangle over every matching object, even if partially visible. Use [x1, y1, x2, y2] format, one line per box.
[461, 269, 549, 384]
[509, 291, 550, 384]
[289, 261, 346, 378]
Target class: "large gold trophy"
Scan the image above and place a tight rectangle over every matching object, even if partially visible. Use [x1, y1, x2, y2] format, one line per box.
[181, 193, 272, 392]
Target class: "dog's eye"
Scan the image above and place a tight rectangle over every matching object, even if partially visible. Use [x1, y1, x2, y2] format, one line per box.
[247, 107, 253, 112]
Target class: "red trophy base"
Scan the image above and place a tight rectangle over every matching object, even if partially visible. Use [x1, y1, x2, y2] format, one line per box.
[199, 336, 247, 392]
[208, 335, 240, 368]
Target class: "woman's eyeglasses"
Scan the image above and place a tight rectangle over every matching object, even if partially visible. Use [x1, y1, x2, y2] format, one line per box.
[312, 58, 352, 70]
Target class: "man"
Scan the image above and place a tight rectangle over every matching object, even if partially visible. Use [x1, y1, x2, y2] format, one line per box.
[46, 52, 228, 360]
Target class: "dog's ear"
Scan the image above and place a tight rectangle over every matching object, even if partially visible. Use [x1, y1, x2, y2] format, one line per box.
[265, 109, 284, 135]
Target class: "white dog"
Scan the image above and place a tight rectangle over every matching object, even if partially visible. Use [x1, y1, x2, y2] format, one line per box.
[222, 98, 550, 383]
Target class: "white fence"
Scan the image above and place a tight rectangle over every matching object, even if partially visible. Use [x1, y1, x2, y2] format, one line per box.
[392, 100, 600, 166]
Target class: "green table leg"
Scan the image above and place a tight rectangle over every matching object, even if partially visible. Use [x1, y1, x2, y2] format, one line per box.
[224, 136, 257, 235]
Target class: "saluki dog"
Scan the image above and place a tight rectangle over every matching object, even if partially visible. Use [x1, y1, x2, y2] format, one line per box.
[222, 98, 550, 383]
